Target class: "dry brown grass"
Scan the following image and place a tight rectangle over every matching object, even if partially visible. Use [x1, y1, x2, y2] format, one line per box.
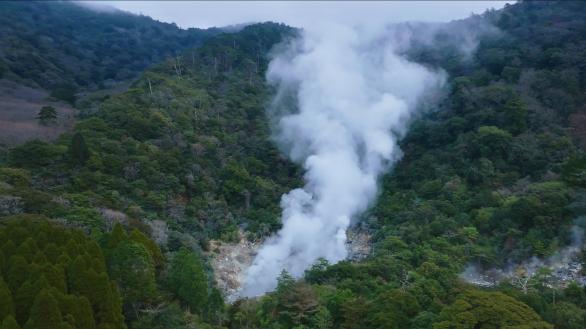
[0, 79, 75, 146]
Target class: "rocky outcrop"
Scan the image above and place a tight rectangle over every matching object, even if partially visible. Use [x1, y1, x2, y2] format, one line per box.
[210, 228, 373, 300]
[209, 231, 260, 301]
[346, 229, 372, 261]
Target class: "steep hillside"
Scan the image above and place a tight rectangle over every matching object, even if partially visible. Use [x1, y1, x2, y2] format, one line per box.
[2, 21, 300, 241]
[1, 21, 301, 328]
[0, 1, 216, 95]
[0, 1, 220, 147]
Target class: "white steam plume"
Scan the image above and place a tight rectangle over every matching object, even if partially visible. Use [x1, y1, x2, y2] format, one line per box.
[241, 23, 445, 297]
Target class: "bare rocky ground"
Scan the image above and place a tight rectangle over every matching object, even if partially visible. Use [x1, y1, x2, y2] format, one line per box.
[208, 231, 261, 301]
[461, 247, 586, 289]
[0, 79, 75, 146]
[209, 228, 372, 300]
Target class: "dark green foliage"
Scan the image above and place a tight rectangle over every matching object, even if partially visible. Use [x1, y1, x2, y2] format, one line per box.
[0, 1, 217, 93]
[50, 85, 77, 105]
[549, 302, 586, 329]
[366, 290, 420, 329]
[275, 283, 319, 327]
[128, 229, 164, 270]
[100, 224, 157, 321]
[8, 141, 66, 169]
[24, 289, 63, 329]
[0, 278, 14, 322]
[0, 217, 126, 329]
[205, 288, 225, 325]
[433, 290, 552, 329]
[106, 240, 156, 305]
[68, 133, 90, 166]
[6, 256, 28, 293]
[167, 248, 208, 314]
[563, 155, 586, 187]
[1, 316, 20, 329]
[36, 106, 57, 126]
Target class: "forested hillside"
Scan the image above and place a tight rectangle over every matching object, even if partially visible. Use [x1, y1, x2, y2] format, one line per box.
[0, 16, 302, 328]
[0, 1, 216, 101]
[0, 1, 585, 329]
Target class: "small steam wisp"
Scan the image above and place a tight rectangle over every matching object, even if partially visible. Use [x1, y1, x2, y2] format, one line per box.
[241, 23, 445, 297]
[461, 226, 586, 288]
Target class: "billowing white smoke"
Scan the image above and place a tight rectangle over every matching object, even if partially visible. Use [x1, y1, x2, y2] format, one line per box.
[241, 23, 445, 297]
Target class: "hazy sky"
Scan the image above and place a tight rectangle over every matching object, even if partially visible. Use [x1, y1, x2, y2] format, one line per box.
[93, 1, 512, 29]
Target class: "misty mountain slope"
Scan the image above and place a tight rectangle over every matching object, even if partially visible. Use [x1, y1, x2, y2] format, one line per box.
[0, 1, 217, 98]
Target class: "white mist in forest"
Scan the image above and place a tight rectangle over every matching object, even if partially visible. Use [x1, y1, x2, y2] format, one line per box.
[241, 23, 445, 297]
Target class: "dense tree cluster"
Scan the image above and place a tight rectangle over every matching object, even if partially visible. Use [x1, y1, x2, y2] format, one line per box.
[0, 216, 125, 329]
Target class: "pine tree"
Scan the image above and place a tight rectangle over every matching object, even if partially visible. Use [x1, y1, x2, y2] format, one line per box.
[15, 239, 38, 263]
[1, 315, 20, 329]
[55, 294, 95, 329]
[85, 241, 102, 259]
[32, 252, 46, 265]
[65, 239, 80, 259]
[168, 248, 208, 314]
[25, 289, 63, 329]
[0, 220, 124, 329]
[74, 296, 96, 329]
[6, 256, 28, 292]
[41, 264, 67, 294]
[0, 252, 5, 276]
[67, 256, 88, 296]
[109, 282, 125, 329]
[68, 133, 90, 166]
[1, 242, 16, 264]
[14, 277, 49, 325]
[106, 240, 156, 309]
[43, 244, 60, 264]
[34, 231, 48, 250]
[205, 288, 225, 325]
[106, 224, 127, 250]
[0, 277, 14, 321]
[84, 271, 117, 327]
[36, 106, 58, 126]
[129, 229, 164, 270]
[276, 269, 295, 296]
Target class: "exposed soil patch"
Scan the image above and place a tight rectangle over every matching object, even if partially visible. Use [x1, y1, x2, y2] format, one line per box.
[209, 231, 261, 301]
[210, 228, 372, 300]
